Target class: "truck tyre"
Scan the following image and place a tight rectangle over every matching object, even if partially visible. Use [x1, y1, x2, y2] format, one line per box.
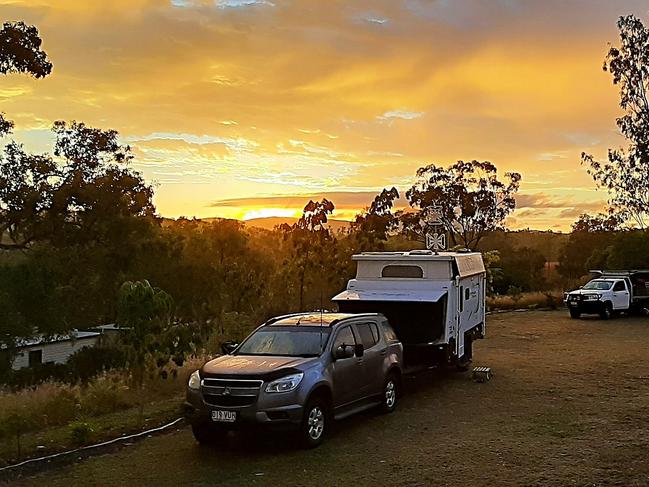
[191, 422, 227, 446]
[569, 309, 581, 319]
[300, 397, 327, 449]
[600, 302, 612, 320]
[380, 372, 399, 414]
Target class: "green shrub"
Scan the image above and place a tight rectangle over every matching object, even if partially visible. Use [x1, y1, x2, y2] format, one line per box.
[68, 421, 94, 446]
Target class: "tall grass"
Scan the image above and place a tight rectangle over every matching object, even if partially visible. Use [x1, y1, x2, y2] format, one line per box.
[0, 356, 209, 452]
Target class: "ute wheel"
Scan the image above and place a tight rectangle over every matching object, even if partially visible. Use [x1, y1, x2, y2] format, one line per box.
[600, 302, 612, 320]
[300, 397, 328, 449]
[381, 373, 399, 413]
[569, 309, 581, 319]
[191, 422, 228, 446]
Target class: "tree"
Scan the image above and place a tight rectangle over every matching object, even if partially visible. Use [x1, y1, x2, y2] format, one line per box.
[351, 187, 400, 247]
[278, 199, 337, 310]
[404, 160, 521, 249]
[582, 15, 649, 229]
[0, 121, 155, 251]
[0, 21, 52, 136]
[557, 214, 618, 280]
[116, 280, 175, 388]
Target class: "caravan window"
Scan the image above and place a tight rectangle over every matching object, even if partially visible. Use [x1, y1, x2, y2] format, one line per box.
[381, 265, 423, 278]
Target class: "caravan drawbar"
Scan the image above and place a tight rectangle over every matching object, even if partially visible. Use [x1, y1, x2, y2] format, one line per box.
[333, 250, 487, 373]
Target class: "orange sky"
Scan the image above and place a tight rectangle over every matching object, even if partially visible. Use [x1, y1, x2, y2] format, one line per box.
[1, 0, 647, 230]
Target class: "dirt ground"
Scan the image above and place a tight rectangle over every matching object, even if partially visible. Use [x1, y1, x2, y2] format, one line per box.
[7, 310, 649, 487]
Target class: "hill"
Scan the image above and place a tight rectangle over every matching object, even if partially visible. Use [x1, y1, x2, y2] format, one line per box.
[243, 217, 352, 232]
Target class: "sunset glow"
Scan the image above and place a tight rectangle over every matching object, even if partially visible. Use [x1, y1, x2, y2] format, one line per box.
[2, 0, 647, 230]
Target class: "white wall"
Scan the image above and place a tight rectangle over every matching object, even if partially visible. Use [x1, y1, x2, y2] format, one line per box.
[11, 337, 99, 370]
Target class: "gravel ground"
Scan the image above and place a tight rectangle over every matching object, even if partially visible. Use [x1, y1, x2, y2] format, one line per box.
[8, 310, 649, 487]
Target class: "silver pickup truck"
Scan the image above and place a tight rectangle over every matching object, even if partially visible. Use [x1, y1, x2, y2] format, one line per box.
[184, 312, 403, 448]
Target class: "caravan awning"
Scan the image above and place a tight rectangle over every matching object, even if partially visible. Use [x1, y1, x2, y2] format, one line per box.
[332, 289, 447, 303]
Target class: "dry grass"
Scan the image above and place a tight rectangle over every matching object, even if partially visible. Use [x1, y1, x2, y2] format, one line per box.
[487, 290, 564, 311]
[0, 355, 209, 461]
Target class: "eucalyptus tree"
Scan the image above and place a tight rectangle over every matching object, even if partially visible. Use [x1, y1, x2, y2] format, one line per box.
[404, 160, 521, 250]
[582, 14, 649, 229]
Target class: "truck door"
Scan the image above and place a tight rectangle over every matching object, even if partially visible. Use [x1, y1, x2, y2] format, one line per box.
[612, 280, 630, 309]
[352, 322, 384, 397]
[330, 325, 363, 408]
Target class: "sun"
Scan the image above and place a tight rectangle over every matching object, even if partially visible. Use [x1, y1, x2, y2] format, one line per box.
[241, 208, 299, 220]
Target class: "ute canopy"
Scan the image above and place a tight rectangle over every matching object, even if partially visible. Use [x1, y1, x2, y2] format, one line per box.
[332, 289, 447, 303]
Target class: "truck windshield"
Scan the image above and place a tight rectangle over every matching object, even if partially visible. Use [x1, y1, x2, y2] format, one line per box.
[235, 327, 331, 357]
[583, 280, 613, 290]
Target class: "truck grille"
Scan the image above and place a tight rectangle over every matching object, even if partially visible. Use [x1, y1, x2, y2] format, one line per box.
[201, 378, 263, 408]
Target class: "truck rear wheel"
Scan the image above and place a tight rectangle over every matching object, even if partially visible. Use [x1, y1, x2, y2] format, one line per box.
[600, 302, 612, 320]
[569, 309, 581, 319]
[380, 372, 399, 413]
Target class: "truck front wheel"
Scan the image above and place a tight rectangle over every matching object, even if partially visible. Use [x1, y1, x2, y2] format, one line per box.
[569, 309, 581, 319]
[600, 302, 612, 320]
[300, 397, 328, 448]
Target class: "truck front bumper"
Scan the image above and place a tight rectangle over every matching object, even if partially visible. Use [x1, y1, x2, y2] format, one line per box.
[566, 299, 605, 314]
[184, 388, 304, 430]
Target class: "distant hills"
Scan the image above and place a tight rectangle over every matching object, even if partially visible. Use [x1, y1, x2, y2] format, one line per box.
[243, 216, 352, 231]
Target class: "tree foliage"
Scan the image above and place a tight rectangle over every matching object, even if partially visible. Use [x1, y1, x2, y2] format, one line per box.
[582, 14, 649, 229]
[0, 121, 155, 251]
[0, 21, 52, 136]
[116, 280, 176, 387]
[352, 187, 400, 246]
[405, 160, 521, 249]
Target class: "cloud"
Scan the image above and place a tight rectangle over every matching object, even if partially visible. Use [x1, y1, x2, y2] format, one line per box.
[125, 132, 258, 151]
[377, 110, 424, 121]
[515, 193, 604, 212]
[364, 17, 388, 25]
[215, 0, 275, 8]
[210, 190, 402, 209]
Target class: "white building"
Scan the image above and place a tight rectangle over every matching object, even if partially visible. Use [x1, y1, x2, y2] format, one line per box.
[8, 330, 101, 370]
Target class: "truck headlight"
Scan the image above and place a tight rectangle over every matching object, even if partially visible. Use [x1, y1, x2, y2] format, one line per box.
[265, 373, 304, 393]
[188, 370, 201, 390]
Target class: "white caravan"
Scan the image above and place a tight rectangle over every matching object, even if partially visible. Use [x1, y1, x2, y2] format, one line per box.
[333, 250, 486, 373]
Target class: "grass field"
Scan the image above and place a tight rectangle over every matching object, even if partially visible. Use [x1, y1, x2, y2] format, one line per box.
[6, 310, 649, 487]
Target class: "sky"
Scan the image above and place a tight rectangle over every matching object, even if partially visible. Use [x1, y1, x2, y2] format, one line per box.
[1, 0, 648, 231]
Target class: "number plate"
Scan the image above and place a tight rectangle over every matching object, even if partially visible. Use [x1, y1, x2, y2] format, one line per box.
[211, 410, 236, 423]
[569, 301, 578, 307]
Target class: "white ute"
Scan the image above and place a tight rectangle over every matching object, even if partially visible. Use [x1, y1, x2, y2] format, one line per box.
[564, 270, 649, 319]
[333, 250, 486, 373]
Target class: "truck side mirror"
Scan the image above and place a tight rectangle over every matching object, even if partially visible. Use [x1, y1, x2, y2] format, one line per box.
[354, 343, 364, 357]
[221, 341, 239, 355]
[333, 345, 355, 360]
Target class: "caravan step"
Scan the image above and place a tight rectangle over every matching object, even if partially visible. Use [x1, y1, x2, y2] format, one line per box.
[472, 366, 492, 383]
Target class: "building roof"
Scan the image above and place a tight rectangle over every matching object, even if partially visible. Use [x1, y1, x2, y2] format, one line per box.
[4, 330, 101, 350]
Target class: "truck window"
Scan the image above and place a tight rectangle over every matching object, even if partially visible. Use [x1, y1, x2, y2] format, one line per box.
[332, 326, 356, 351]
[355, 323, 378, 349]
[381, 265, 423, 278]
[613, 281, 626, 291]
[465, 288, 470, 300]
[381, 321, 398, 342]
